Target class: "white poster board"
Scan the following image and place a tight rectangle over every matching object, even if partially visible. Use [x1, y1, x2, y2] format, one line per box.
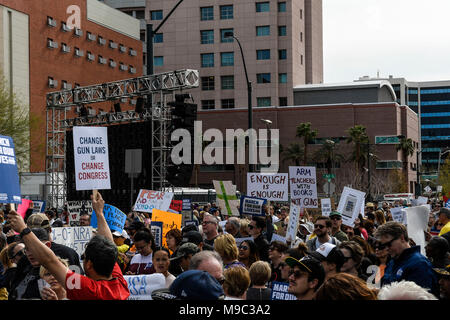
[321, 198, 332, 217]
[404, 205, 429, 256]
[73, 126, 111, 191]
[285, 205, 301, 242]
[337, 187, 366, 227]
[51, 226, 93, 259]
[125, 273, 166, 300]
[289, 166, 318, 208]
[417, 196, 428, 206]
[247, 173, 288, 202]
[133, 189, 174, 213]
[213, 180, 240, 217]
[390, 207, 407, 225]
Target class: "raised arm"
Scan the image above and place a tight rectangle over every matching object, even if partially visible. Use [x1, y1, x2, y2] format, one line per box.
[91, 191, 114, 243]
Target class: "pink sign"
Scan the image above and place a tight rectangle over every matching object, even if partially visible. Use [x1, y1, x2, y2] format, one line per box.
[17, 199, 33, 218]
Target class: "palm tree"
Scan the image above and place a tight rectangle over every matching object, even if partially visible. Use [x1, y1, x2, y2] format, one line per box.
[313, 139, 344, 174]
[346, 125, 369, 173]
[282, 142, 304, 166]
[396, 137, 415, 186]
[296, 122, 318, 165]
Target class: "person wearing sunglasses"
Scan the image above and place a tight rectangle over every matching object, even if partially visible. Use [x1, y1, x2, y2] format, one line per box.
[329, 211, 349, 242]
[338, 241, 366, 280]
[0, 242, 25, 296]
[375, 221, 439, 298]
[285, 255, 325, 300]
[306, 216, 341, 253]
[237, 240, 259, 270]
[201, 214, 219, 247]
[248, 216, 270, 262]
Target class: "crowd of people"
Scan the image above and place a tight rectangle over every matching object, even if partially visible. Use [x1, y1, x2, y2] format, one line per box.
[0, 193, 449, 301]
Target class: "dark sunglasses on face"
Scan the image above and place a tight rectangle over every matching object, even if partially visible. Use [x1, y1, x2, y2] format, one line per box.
[289, 269, 307, 279]
[314, 224, 325, 229]
[342, 256, 352, 262]
[11, 250, 24, 259]
[377, 237, 398, 250]
[239, 245, 249, 250]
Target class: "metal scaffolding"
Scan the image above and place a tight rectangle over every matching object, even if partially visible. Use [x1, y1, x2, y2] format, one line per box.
[45, 69, 199, 208]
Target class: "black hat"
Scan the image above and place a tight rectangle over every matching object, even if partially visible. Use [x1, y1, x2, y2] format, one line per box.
[285, 255, 325, 286]
[181, 231, 203, 245]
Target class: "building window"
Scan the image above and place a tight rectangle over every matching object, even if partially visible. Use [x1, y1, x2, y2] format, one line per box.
[279, 97, 288, 106]
[279, 73, 287, 83]
[301, 54, 303, 65]
[257, 97, 272, 107]
[47, 38, 58, 49]
[74, 47, 84, 57]
[278, 2, 286, 12]
[135, 10, 145, 19]
[300, 32, 303, 42]
[98, 36, 106, 46]
[62, 80, 72, 90]
[153, 33, 163, 43]
[202, 100, 215, 110]
[201, 30, 214, 44]
[221, 99, 235, 109]
[129, 48, 137, 56]
[87, 31, 96, 41]
[61, 22, 71, 32]
[154, 56, 164, 67]
[48, 77, 58, 88]
[257, 49, 270, 60]
[220, 5, 233, 19]
[221, 29, 234, 42]
[300, 9, 303, 19]
[61, 43, 71, 53]
[87, 51, 95, 61]
[201, 76, 215, 91]
[200, 6, 214, 21]
[279, 49, 287, 60]
[278, 26, 287, 36]
[151, 10, 163, 20]
[109, 59, 117, 68]
[221, 52, 234, 66]
[256, 2, 270, 13]
[257, 73, 271, 84]
[119, 44, 127, 53]
[47, 16, 57, 27]
[201, 53, 214, 67]
[256, 26, 270, 36]
[109, 40, 118, 49]
[221, 75, 234, 89]
[376, 161, 403, 169]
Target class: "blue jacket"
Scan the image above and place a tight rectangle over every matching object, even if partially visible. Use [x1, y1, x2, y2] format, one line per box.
[382, 245, 439, 297]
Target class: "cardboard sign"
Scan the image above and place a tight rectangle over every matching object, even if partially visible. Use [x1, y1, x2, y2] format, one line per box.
[285, 205, 301, 242]
[247, 173, 288, 202]
[91, 204, 127, 233]
[17, 199, 33, 218]
[134, 189, 174, 213]
[181, 199, 192, 226]
[271, 281, 296, 300]
[182, 199, 191, 211]
[417, 196, 428, 206]
[390, 207, 407, 225]
[271, 233, 287, 244]
[150, 221, 163, 248]
[151, 209, 182, 248]
[169, 200, 182, 213]
[125, 273, 166, 300]
[405, 205, 429, 256]
[73, 126, 111, 191]
[321, 198, 332, 217]
[213, 180, 239, 216]
[240, 195, 267, 216]
[289, 166, 318, 208]
[67, 200, 93, 227]
[51, 226, 93, 259]
[0, 134, 21, 203]
[32, 200, 46, 213]
[336, 186, 366, 227]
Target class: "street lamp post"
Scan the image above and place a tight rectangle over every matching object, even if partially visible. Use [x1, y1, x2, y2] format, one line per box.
[224, 32, 253, 173]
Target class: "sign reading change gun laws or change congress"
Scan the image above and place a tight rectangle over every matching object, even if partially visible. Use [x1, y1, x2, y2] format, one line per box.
[289, 166, 318, 208]
[247, 173, 288, 202]
[73, 126, 111, 191]
[0, 134, 21, 203]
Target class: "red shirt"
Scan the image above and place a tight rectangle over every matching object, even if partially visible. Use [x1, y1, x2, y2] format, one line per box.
[65, 263, 130, 300]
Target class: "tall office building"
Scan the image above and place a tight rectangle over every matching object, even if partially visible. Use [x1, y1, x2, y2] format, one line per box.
[103, 0, 323, 109]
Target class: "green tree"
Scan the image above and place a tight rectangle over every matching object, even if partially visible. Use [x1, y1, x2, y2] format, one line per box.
[313, 139, 344, 174]
[346, 125, 369, 173]
[282, 142, 304, 166]
[396, 137, 415, 186]
[439, 158, 450, 197]
[296, 122, 318, 165]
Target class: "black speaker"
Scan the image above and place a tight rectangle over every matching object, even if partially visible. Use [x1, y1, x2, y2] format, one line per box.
[114, 102, 121, 113]
[135, 97, 144, 113]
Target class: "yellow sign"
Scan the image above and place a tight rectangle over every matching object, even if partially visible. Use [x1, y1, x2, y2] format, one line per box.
[152, 209, 182, 248]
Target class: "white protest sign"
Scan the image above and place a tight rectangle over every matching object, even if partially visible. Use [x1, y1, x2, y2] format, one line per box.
[337, 186, 366, 227]
[404, 205, 429, 256]
[213, 180, 240, 217]
[125, 273, 166, 300]
[271, 233, 287, 244]
[51, 226, 93, 259]
[285, 205, 301, 242]
[289, 166, 318, 208]
[321, 198, 332, 217]
[417, 196, 428, 206]
[67, 200, 93, 227]
[73, 126, 111, 191]
[133, 189, 174, 213]
[247, 173, 288, 202]
[390, 207, 407, 225]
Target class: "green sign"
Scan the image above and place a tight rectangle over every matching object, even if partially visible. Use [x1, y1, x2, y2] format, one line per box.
[323, 174, 335, 179]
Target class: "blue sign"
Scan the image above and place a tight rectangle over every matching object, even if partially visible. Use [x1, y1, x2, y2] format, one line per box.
[32, 200, 46, 213]
[91, 204, 127, 233]
[271, 281, 297, 300]
[0, 135, 21, 203]
[239, 195, 267, 216]
[150, 221, 163, 248]
[182, 199, 191, 211]
[445, 199, 450, 208]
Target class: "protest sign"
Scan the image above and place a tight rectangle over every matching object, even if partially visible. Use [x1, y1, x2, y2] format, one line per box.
[67, 200, 93, 227]
[51, 226, 93, 258]
[17, 199, 33, 218]
[32, 200, 46, 213]
[181, 199, 192, 226]
[213, 180, 239, 216]
[150, 221, 163, 248]
[184, 220, 198, 227]
[182, 199, 191, 211]
[247, 173, 288, 202]
[125, 273, 166, 300]
[289, 166, 318, 208]
[134, 189, 173, 213]
[91, 204, 127, 233]
[73, 126, 111, 191]
[336, 186, 366, 227]
[445, 199, 450, 208]
[271, 233, 287, 244]
[0, 134, 21, 204]
[271, 281, 296, 300]
[240, 195, 267, 216]
[152, 208, 182, 248]
[405, 205, 429, 256]
[390, 207, 407, 225]
[321, 198, 332, 216]
[285, 205, 301, 242]
[417, 196, 428, 205]
[169, 200, 182, 212]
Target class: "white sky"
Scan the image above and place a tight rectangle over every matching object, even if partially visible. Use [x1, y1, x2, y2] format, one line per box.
[323, 0, 450, 83]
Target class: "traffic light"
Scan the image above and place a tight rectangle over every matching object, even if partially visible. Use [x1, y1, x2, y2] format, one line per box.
[166, 94, 197, 186]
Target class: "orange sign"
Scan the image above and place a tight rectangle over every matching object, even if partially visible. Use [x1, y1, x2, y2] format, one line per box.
[151, 209, 182, 248]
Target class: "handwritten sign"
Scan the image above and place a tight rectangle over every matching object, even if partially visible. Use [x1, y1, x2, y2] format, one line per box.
[150, 221, 163, 248]
[321, 198, 332, 217]
[73, 126, 111, 191]
[390, 207, 407, 225]
[289, 166, 318, 208]
[51, 226, 93, 259]
[285, 205, 301, 242]
[151, 209, 182, 248]
[247, 173, 288, 202]
[91, 204, 127, 233]
[0, 134, 21, 203]
[213, 180, 239, 216]
[271, 281, 296, 300]
[134, 189, 173, 213]
[181, 199, 192, 226]
[67, 200, 93, 227]
[125, 273, 166, 300]
[240, 195, 267, 216]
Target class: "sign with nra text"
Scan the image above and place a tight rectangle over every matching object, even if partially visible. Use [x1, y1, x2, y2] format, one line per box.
[73, 126, 111, 191]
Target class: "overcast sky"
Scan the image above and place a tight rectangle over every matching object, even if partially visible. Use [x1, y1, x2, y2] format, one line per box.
[323, 0, 450, 83]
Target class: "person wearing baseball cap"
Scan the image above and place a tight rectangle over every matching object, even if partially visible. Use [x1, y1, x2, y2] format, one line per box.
[434, 264, 450, 300]
[309, 243, 345, 280]
[329, 211, 349, 242]
[169, 242, 200, 274]
[285, 255, 325, 300]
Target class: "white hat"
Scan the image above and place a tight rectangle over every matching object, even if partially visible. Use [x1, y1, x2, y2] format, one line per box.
[112, 229, 129, 239]
[316, 243, 336, 258]
[299, 221, 314, 234]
